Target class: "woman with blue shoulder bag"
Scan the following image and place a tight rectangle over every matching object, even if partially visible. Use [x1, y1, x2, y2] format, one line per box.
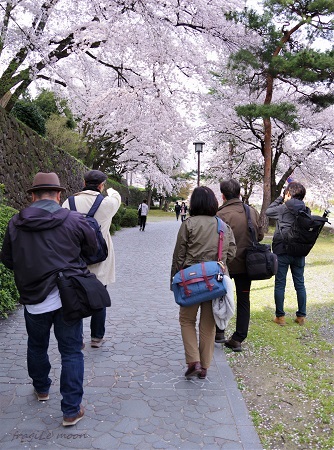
[171, 186, 236, 380]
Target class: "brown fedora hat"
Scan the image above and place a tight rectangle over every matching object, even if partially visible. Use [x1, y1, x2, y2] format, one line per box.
[27, 172, 66, 193]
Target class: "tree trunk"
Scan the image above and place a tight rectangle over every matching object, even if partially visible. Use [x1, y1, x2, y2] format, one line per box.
[260, 71, 275, 230]
[0, 91, 11, 108]
[260, 117, 272, 229]
[147, 188, 152, 210]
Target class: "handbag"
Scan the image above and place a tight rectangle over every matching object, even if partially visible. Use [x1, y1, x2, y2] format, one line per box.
[243, 204, 278, 280]
[57, 271, 111, 321]
[172, 217, 229, 306]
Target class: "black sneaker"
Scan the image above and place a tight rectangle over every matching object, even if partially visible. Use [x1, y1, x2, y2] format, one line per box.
[215, 331, 226, 343]
[224, 338, 242, 352]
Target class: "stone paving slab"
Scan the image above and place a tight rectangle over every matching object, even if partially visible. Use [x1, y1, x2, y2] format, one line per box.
[0, 219, 263, 449]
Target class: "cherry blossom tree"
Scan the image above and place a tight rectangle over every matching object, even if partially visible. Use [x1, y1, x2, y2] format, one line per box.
[0, 0, 247, 192]
[0, 0, 244, 110]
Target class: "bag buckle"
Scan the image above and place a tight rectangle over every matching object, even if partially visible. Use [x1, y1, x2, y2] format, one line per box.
[217, 261, 226, 273]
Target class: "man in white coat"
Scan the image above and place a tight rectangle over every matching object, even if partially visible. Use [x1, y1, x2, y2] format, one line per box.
[62, 170, 121, 347]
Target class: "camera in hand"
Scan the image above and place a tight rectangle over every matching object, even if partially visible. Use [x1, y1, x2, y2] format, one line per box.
[282, 186, 288, 199]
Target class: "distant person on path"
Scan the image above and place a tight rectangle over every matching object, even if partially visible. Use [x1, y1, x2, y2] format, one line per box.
[175, 201, 181, 221]
[180, 201, 188, 222]
[0, 172, 97, 426]
[216, 179, 264, 352]
[171, 186, 236, 379]
[138, 199, 149, 231]
[62, 170, 121, 348]
[266, 182, 308, 326]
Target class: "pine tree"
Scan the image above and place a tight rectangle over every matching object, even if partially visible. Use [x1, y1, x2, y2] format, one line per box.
[226, 0, 334, 224]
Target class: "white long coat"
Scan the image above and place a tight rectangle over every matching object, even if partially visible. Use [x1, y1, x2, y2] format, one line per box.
[62, 187, 121, 285]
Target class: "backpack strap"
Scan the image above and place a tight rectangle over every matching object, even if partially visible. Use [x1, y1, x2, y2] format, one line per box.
[87, 194, 104, 217]
[68, 196, 76, 211]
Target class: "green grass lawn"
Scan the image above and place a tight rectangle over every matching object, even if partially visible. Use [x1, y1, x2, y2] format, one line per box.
[147, 208, 176, 221]
[224, 229, 334, 450]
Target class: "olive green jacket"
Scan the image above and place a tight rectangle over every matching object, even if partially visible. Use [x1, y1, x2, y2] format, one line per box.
[171, 215, 236, 283]
[216, 199, 264, 274]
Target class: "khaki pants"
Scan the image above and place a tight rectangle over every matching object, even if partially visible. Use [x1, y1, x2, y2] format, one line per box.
[179, 301, 215, 369]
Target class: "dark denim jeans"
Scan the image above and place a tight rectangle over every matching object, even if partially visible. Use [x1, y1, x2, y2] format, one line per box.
[216, 273, 252, 343]
[90, 307, 106, 339]
[24, 307, 84, 418]
[274, 254, 306, 317]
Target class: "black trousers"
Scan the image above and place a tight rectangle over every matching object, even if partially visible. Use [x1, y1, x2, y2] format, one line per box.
[139, 215, 147, 230]
[216, 273, 251, 342]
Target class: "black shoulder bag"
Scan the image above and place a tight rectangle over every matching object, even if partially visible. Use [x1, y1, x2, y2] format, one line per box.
[243, 204, 278, 280]
[57, 271, 111, 322]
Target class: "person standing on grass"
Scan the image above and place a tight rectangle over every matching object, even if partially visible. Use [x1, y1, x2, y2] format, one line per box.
[62, 170, 121, 348]
[138, 199, 149, 231]
[0, 172, 97, 427]
[266, 182, 308, 326]
[215, 179, 264, 352]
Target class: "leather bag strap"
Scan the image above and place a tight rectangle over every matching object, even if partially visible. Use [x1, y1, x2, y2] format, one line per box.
[180, 269, 192, 297]
[201, 261, 213, 291]
[243, 203, 257, 246]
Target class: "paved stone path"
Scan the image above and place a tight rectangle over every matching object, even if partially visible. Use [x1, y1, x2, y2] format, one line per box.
[0, 219, 262, 449]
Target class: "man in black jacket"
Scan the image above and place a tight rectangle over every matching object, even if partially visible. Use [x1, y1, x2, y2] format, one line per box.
[266, 182, 308, 326]
[174, 201, 181, 221]
[0, 172, 97, 426]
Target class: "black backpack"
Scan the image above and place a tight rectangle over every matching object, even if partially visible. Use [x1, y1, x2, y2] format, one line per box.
[280, 210, 329, 257]
[68, 194, 108, 265]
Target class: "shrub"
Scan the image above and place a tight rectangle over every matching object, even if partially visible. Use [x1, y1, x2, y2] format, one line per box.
[112, 204, 127, 229]
[109, 222, 117, 235]
[120, 209, 138, 227]
[0, 205, 20, 318]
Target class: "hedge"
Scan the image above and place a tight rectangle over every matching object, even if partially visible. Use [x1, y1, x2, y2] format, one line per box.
[120, 208, 138, 227]
[0, 204, 20, 317]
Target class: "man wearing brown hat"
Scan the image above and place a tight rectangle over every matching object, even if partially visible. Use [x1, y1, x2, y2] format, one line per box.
[62, 170, 121, 348]
[0, 172, 98, 426]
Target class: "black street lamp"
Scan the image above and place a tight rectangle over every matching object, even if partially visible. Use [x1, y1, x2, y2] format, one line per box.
[193, 141, 205, 186]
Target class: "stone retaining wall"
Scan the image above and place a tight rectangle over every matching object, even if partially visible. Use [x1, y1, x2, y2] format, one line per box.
[0, 108, 137, 210]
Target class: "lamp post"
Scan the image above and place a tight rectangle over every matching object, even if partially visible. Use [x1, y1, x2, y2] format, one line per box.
[193, 141, 205, 186]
